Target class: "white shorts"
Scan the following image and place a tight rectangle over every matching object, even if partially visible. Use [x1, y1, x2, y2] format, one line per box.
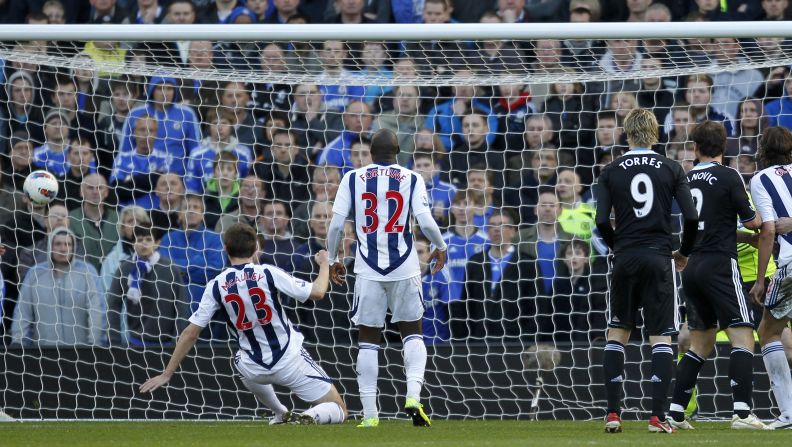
[767, 265, 792, 320]
[350, 275, 424, 327]
[234, 348, 332, 403]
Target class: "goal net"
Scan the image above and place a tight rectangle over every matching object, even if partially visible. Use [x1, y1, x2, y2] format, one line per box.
[1, 22, 790, 421]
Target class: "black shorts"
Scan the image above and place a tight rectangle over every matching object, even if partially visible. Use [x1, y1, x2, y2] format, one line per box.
[682, 254, 753, 330]
[608, 251, 679, 336]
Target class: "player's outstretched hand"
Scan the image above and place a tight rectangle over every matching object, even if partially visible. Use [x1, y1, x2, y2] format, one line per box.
[749, 281, 766, 307]
[672, 251, 688, 272]
[776, 217, 792, 235]
[140, 372, 172, 394]
[314, 250, 330, 266]
[330, 262, 346, 286]
[430, 248, 447, 275]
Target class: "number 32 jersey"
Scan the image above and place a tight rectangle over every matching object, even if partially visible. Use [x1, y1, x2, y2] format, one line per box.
[190, 263, 312, 370]
[333, 163, 432, 281]
[595, 148, 696, 255]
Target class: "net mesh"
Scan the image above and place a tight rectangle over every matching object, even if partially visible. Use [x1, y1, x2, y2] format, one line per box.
[0, 34, 788, 420]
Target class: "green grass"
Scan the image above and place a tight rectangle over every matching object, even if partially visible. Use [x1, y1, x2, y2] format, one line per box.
[2, 420, 790, 447]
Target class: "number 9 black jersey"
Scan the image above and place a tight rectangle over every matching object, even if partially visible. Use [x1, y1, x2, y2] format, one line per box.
[595, 148, 698, 255]
[686, 162, 756, 258]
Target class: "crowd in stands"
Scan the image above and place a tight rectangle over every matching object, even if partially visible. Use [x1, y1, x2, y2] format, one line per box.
[0, 0, 791, 348]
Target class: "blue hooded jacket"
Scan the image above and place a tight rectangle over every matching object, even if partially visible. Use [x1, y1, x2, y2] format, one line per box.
[120, 76, 202, 175]
[765, 88, 792, 130]
[159, 225, 225, 310]
[424, 98, 499, 151]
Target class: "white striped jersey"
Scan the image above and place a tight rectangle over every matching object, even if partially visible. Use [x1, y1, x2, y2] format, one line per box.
[333, 163, 432, 281]
[189, 263, 312, 370]
[750, 164, 792, 268]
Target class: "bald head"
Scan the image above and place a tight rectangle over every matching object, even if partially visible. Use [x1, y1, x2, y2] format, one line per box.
[370, 129, 400, 162]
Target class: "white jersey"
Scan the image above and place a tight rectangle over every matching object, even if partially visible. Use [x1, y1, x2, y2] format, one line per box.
[189, 263, 312, 370]
[333, 163, 431, 281]
[750, 164, 792, 268]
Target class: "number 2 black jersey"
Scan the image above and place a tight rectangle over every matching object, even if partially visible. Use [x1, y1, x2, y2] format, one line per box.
[595, 148, 698, 255]
[687, 161, 756, 258]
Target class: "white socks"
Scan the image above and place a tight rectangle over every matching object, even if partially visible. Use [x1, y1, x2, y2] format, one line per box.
[304, 402, 346, 424]
[357, 343, 380, 419]
[240, 377, 288, 417]
[403, 335, 427, 401]
[762, 341, 792, 418]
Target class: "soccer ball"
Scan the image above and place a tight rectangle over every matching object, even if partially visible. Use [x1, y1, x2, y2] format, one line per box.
[23, 170, 59, 205]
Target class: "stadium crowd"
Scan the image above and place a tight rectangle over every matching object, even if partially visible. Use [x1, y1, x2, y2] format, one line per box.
[0, 0, 791, 348]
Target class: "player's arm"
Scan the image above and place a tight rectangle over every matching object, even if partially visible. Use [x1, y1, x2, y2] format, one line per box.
[139, 323, 203, 393]
[309, 250, 331, 301]
[736, 230, 760, 247]
[593, 172, 615, 250]
[749, 176, 776, 305]
[413, 175, 448, 274]
[732, 171, 762, 230]
[328, 172, 353, 285]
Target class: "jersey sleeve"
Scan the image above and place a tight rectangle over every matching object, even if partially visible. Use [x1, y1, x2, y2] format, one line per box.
[268, 266, 313, 303]
[750, 173, 777, 222]
[332, 171, 354, 218]
[411, 174, 432, 217]
[729, 170, 756, 223]
[673, 162, 698, 221]
[188, 280, 221, 327]
[594, 168, 612, 225]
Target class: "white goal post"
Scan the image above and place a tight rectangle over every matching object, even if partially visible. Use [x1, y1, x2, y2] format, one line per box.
[0, 22, 790, 421]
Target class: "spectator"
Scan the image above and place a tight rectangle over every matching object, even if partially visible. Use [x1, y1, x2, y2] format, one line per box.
[508, 147, 560, 225]
[108, 222, 188, 347]
[16, 201, 87, 284]
[425, 70, 499, 150]
[258, 200, 298, 271]
[203, 152, 241, 230]
[181, 40, 221, 107]
[417, 237, 453, 343]
[218, 81, 261, 148]
[555, 168, 595, 240]
[544, 79, 595, 150]
[563, 2, 604, 71]
[636, 57, 675, 124]
[442, 190, 488, 303]
[97, 76, 139, 177]
[144, 173, 185, 232]
[120, 76, 201, 175]
[255, 129, 311, 203]
[110, 115, 170, 205]
[244, 0, 272, 20]
[318, 40, 365, 112]
[662, 104, 694, 156]
[528, 39, 565, 110]
[60, 138, 98, 211]
[215, 174, 265, 233]
[128, 0, 165, 23]
[413, 128, 448, 157]
[474, 12, 524, 75]
[159, 193, 225, 309]
[317, 100, 372, 171]
[186, 108, 253, 193]
[625, 0, 650, 21]
[445, 113, 505, 188]
[609, 90, 638, 122]
[492, 84, 536, 152]
[726, 98, 766, 159]
[664, 74, 735, 136]
[69, 173, 119, 272]
[100, 205, 150, 294]
[372, 85, 423, 164]
[250, 44, 291, 113]
[402, 0, 466, 76]
[588, 110, 625, 172]
[496, 0, 530, 22]
[11, 226, 105, 347]
[289, 83, 338, 157]
[2, 71, 43, 144]
[42, 0, 66, 24]
[329, 0, 376, 23]
[292, 200, 333, 278]
[759, 0, 790, 19]
[518, 188, 573, 295]
[451, 210, 539, 339]
[505, 115, 558, 191]
[200, 0, 244, 23]
[81, 38, 129, 79]
[256, 112, 289, 160]
[413, 152, 456, 222]
[708, 38, 763, 118]
[34, 109, 97, 178]
[263, 0, 300, 23]
[292, 165, 340, 243]
[1, 132, 34, 193]
[466, 167, 499, 229]
[144, 0, 197, 67]
[598, 39, 642, 109]
[284, 21, 324, 74]
[765, 73, 792, 130]
[350, 137, 373, 169]
[540, 239, 607, 343]
[89, 0, 130, 23]
[356, 41, 394, 106]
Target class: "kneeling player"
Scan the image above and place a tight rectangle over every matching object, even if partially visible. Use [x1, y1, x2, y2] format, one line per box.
[141, 223, 347, 425]
[667, 121, 766, 430]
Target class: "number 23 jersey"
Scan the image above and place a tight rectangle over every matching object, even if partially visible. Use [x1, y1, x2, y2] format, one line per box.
[333, 163, 432, 281]
[595, 148, 696, 255]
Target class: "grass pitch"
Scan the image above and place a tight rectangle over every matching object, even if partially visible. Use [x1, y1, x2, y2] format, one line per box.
[2, 420, 789, 447]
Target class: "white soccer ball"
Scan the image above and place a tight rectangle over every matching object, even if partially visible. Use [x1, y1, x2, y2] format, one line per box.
[23, 170, 59, 205]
